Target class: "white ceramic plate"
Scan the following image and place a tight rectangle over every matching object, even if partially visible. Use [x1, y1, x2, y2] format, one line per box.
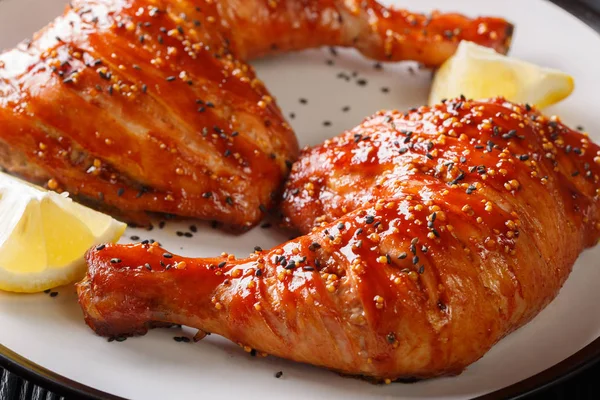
[1, 0, 600, 399]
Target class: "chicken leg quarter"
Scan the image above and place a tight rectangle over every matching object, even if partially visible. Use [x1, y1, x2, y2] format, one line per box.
[0, 0, 512, 227]
[78, 98, 600, 380]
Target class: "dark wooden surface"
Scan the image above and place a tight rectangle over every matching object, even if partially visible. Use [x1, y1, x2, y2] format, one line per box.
[2, 0, 600, 399]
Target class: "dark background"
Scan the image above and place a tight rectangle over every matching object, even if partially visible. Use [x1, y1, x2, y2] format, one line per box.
[2, 0, 600, 399]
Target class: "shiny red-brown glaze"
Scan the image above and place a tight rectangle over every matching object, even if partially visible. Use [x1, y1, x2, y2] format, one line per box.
[78, 98, 600, 380]
[0, 0, 512, 226]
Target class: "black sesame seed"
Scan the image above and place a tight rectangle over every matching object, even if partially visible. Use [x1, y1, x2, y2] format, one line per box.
[365, 215, 375, 224]
[254, 246, 262, 252]
[309, 242, 321, 251]
[256, 269, 263, 277]
[117, 188, 125, 197]
[261, 222, 272, 229]
[502, 130, 517, 140]
[115, 336, 127, 342]
[386, 332, 396, 343]
[44, 289, 51, 294]
[285, 260, 296, 270]
[174, 336, 183, 342]
[166, 76, 176, 82]
[110, 258, 121, 264]
[218, 261, 227, 268]
[356, 79, 367, 86]
[259, 204, 268, 213]
[145, 263, 152, 271]
[466, 185, 477, 194]
[449, 171, 465, 185]
[275, 371, 283, 378]
[163, 253, 173, 258]
[398, 252, 407, 259]
[418, 265, 425, 274]
[130, 235, 140, 241]
[96, 244, 106, 251]
[50, 292, 58, 297]
[381, 87, 389, 93]
[225, 196, 234, 206]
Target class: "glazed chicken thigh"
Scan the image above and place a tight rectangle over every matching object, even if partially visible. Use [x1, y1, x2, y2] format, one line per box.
[0, 0, 512, 227]
[78, 98, 600, 380]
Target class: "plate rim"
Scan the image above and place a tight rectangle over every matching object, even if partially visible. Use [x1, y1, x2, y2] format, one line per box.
[1, 0, 600, 399]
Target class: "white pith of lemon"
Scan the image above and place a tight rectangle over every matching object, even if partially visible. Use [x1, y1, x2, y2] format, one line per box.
[429, 41, 574, 109]
[0, 172, 126, 293]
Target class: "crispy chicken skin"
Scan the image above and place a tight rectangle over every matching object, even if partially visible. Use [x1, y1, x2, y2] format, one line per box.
[78, 98, 600, 380]
[0, 0, 512, 227]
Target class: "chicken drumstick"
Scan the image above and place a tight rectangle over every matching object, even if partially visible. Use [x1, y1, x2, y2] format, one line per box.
[78, 98, 598, 380]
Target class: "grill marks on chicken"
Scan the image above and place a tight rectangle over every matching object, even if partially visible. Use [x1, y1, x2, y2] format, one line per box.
[78, 98, 600, 380]
[0, 0, 512, 226]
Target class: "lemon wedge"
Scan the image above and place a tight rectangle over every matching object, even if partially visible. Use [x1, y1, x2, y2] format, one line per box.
[429, 41, 575, 109]
[0, 173, 126, 293]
